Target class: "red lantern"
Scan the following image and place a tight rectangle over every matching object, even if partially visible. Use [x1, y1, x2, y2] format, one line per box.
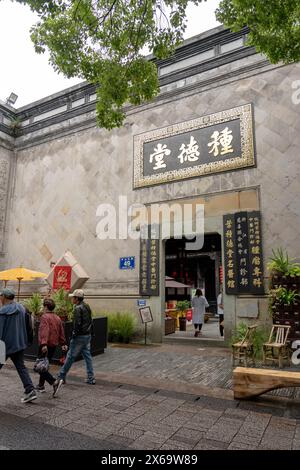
[219, 266, 223, 284]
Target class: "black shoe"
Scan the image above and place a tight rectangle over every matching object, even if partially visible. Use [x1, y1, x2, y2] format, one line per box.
[52, 379, 64, 398]
[21, 390, 37, 403]
[85, 378, 96, 385]
[35, 385, 46, 393]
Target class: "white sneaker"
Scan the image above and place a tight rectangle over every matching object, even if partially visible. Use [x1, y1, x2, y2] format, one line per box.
[52, 379, 64, 398]
[21, 390, 37, 403]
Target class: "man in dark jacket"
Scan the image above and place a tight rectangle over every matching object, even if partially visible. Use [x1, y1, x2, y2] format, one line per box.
[53, 289, 95, 397]
[0, 288, 37, 403]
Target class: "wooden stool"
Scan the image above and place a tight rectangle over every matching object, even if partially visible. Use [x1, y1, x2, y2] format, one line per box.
[232, 324, 257, 367]
[263, 325, 291, 368]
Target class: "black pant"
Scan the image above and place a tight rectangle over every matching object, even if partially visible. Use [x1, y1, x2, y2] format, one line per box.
[0, 349, 34, 394]
[194, 323, 202, 331]
[219, 314, 224, 337]
[38, 346, 56, 386]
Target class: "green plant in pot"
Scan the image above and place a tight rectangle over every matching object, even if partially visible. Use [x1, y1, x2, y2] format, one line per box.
[269, 286, 300, 317]
[51, 288, 73, 321]
[106, 312, 136, 343]
[268, 248, 290, 277]
[268, 248, 300, 279]
[23, 293, 43, 319]
[177, 300, 190, 331]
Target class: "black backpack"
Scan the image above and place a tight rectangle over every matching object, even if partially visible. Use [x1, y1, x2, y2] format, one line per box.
[24, 308, 34, 345]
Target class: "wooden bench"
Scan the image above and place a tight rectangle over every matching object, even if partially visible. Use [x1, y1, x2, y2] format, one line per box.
[233, 367, 300, 399]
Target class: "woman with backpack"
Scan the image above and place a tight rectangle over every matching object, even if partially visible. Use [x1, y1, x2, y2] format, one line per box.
[36, 298, 68, 394]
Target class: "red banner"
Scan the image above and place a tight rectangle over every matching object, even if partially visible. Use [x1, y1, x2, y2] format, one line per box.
[53, 266, 72, 291]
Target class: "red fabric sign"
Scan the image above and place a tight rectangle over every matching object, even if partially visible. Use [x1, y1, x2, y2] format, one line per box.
[53, 266, 72, 290]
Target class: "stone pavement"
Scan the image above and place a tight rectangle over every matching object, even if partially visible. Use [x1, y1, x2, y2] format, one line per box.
[71, 343, 300, 400]
[0, 366, 299, 450]
[0, 343, 300, 450]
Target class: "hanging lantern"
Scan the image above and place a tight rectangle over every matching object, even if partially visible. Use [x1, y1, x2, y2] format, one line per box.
[219, 266, 223, 284]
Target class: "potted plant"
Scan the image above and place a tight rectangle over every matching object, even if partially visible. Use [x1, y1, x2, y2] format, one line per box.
[51, 288, 73, 321]
[176, 300, 190, 331]
[268, 248, 300, 284]
[23, 293, 43, 320]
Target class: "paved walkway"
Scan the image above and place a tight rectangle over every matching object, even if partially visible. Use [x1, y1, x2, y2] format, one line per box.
[0, 343, 299, 450]
[167, 317, 224, 340]
[0, 366, 299, 450]
[71, 343, 300, 400]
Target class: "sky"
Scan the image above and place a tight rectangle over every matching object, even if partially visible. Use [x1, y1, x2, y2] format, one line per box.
[0, 0, 220, 108]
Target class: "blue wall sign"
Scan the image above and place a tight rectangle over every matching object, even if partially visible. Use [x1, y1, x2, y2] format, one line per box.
[119, 256, 135, 270]
[137, 299, 146, 307]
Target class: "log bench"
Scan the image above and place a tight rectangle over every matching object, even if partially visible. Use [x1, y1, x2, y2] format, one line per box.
[233, 367, 300, 399]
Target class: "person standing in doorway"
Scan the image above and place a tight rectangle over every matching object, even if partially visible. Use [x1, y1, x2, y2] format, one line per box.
[36, 298, 68, 393]
[53, 289, 96, 397]
[217, 287, 224, 337]
[192, 289, 209, 337]
[0, 288, 37, 403]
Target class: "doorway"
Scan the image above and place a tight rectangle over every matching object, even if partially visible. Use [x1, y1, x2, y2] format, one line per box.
[164, 233, 223, 341]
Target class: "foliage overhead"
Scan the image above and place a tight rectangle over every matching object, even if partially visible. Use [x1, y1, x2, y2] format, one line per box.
[216, 0, 300, 64]
[12, 0, 204, 129]
[7, 1, 300, 129]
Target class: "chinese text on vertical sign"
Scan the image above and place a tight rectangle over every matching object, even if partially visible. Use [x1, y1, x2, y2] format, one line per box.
[139, 225, 160, 296]
[223, 211, 264, 295]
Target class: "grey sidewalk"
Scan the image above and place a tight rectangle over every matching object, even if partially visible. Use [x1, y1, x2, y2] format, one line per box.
[0, 342, 299, 450]
[71, 343, 300, 400]
[0, 365, 299, 450]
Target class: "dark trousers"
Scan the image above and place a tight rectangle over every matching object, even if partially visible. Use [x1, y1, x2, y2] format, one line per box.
[219, 314, 224, 337]
[38, 346, 56, 386]
[194, 323, 202, 331]
[0, 349, 34, 394]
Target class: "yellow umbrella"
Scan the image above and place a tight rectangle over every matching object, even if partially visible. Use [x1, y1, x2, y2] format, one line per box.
[0, 267, 47, 300]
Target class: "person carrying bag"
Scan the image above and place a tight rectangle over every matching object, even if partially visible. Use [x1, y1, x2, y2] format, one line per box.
[36, 298, 68, 394]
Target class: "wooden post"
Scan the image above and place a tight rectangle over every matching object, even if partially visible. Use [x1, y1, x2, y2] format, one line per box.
[17, 278, 22, 301]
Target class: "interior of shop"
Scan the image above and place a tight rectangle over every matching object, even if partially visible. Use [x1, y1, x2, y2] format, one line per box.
[164, 233, 224, 341]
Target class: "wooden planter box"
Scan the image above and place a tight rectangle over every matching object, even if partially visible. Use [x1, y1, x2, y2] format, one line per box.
[270, 273, 300, 344]
[25, 317, 107, 364]
[165, 318, 176, 335]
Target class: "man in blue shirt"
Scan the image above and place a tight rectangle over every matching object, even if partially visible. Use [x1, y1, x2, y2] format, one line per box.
[0, 288, 37, 403]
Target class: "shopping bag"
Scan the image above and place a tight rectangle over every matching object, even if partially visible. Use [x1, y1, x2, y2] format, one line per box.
[0, 340, 5, 365]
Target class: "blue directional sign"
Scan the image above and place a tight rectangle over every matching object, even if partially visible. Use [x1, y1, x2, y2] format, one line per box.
[119, 256, 135, 270]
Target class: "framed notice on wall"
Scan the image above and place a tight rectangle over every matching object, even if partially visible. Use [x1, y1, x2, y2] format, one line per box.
[139, 306, 153, 324]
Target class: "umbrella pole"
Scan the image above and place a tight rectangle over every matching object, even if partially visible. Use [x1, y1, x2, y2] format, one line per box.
[17, 278, 21, 302]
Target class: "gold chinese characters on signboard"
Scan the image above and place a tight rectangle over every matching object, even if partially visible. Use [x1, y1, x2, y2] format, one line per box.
[133, 104, 255, 188]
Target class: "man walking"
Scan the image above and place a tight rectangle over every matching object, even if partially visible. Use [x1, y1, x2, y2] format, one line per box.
[36, 298, 68, 394]
[0, 288, 37, 403]
[53, 289, 95, 397]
